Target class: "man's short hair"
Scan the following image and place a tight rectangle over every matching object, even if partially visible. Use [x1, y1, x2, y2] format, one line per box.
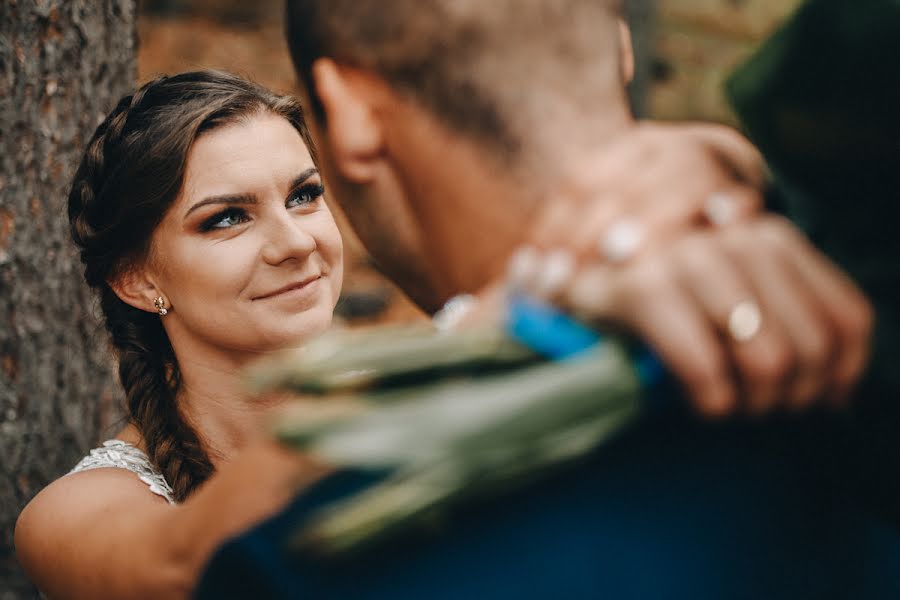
[285, 0, 624, 161]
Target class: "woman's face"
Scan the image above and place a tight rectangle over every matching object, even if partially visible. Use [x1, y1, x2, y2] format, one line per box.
[146, 112, 343, 359]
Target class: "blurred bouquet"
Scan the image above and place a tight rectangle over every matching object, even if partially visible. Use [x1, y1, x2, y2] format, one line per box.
[249, 298, 654, 557]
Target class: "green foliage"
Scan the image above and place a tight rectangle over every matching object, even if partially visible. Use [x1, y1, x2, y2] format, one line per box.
[253, 325, 644, 556]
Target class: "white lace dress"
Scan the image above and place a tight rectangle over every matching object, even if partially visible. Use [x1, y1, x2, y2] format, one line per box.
[68, 440, 176, 505]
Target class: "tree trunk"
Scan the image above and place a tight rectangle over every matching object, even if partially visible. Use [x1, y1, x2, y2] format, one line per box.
[0, 1, 137, 596]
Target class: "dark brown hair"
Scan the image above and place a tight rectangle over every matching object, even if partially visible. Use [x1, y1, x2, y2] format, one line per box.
[67, 70, 315, 501]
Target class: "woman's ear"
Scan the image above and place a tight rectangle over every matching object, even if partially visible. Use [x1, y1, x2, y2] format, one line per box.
[108, 267, 163, 314]
[311, 59, 385, 184]
[618, 18, 635, 85]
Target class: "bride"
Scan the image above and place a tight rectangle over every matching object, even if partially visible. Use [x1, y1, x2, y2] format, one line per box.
[16, 70, 340, 598]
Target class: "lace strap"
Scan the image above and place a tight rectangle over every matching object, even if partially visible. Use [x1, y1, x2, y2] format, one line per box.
[69, 440, 176, 505]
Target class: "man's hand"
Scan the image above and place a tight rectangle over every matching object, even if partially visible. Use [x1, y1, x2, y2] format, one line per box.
[529, 121, 766, 259]
[472, 121, 872, 417]
[519, 216, 873, 418]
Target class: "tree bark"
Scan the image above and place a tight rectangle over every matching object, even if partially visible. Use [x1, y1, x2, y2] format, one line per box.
[0, 1, 137, 597]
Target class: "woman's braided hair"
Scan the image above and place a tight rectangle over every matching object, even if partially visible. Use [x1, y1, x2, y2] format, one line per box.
[68, 70, 316, 502]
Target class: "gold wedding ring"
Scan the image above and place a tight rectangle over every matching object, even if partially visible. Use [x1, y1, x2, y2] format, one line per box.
[727, 300, 762, 342]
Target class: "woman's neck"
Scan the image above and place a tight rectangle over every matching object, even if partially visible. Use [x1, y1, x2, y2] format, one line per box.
[169, 342, 292, 468]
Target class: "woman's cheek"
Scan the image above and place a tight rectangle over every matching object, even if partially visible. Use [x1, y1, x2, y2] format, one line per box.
[314, 213, 345, 301]
[328, 231, 344, 298]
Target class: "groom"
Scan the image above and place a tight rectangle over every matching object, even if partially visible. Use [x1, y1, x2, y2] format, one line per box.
[284, 0, 869, 416]
[196, 1, 895, 597]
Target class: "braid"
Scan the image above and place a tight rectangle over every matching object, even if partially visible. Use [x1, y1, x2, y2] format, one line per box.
[100, 289, 213, 501]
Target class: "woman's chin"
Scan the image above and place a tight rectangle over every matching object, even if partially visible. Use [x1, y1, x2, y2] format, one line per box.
[259, 310, 333, 349]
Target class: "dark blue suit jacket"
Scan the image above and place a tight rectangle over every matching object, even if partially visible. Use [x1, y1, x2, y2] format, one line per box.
[196, 412, 900, 599]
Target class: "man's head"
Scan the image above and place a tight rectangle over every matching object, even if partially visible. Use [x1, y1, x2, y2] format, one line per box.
[285, 0, 633, 310]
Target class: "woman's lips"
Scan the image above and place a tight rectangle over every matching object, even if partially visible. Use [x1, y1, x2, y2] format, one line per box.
[253, 275, 322, 300]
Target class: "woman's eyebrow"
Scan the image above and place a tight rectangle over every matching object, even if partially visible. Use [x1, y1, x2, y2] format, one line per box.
[289, 167, 319, 190]
[184, 193, 257, 219]
[183, 167, 318, 220]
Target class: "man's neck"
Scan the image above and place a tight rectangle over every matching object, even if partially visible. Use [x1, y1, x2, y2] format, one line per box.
[386, 106, 635, 304]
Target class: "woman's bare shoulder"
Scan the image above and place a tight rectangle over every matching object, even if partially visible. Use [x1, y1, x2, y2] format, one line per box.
[19, 465, 169, 524]
[15, 467, 173, 597]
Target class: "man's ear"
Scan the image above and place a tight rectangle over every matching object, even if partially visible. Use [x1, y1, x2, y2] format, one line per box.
[108, 267, 163, 314]
[618, 19, 635, 85]
[311, 59, 384, 184]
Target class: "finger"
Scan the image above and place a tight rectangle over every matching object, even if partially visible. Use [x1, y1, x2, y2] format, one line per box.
[750, 253, 830, 412]
[627, 182, 760, 240]
[566, 260, 736, 417]
[670, 233, 793, 415]
[701, 185, 762, 227]
[757, 218, 874, 406]
[565, 197, 629, 258]
[506, 245, 543, 294]
[678, 122, 768, 188]
[721, 224, 833, 413]
[571, 183, 761, 265]
[530, 248, 577, 300]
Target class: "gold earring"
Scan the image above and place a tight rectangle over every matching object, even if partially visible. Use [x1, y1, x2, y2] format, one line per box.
[153, 296, 169, 316]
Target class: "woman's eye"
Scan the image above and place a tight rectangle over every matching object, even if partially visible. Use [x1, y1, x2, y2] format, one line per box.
[201, 208, 249, 231]
[287, 184, 325, 208]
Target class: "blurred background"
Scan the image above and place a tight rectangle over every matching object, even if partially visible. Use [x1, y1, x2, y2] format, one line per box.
[0, 1, 804, 597]
[136, 0, 803, 328]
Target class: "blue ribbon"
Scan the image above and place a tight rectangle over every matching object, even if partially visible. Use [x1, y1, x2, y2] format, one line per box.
[505, 294, 665, 391]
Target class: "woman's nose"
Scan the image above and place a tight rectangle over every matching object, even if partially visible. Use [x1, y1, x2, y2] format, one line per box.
[260, 209, 318, 266]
